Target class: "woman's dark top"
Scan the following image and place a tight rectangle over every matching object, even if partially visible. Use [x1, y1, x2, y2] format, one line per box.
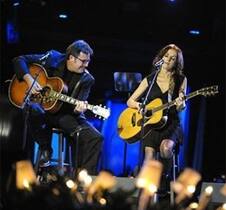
[142, 73, 184, 149]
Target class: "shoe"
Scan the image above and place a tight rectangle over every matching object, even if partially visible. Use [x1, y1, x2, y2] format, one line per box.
[39, 149, 52, 167]
[39, 160, 50, 167]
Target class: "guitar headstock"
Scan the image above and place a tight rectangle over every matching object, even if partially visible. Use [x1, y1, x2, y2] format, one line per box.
[92, 104, 111, 120]
[199, 85, 219, 97]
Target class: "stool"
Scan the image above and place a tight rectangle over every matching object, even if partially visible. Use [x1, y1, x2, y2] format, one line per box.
[170, 144, 181, 205]
[152, 146, 181, 204]
[172, 145, 180, 182]
[34, 128, 73, 176]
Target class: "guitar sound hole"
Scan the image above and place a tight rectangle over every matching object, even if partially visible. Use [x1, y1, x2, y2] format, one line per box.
[30, 86, 53, 104]
[137, 118, 148, 127]
[145, 110, 153, 117]
[40, 86, 51, 97]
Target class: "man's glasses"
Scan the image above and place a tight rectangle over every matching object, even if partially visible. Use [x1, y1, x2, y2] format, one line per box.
[74, 56, 90, 65]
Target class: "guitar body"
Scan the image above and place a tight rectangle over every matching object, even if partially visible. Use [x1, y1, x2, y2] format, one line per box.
[117, 85, 219, 143]
[8, 63, 67, 113]
[8, 63, 111, 119]
[117, 98, 164, 143]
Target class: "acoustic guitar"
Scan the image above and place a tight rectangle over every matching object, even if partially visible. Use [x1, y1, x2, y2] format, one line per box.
[8, 63, 110, 120]
[117, 85, 218, 143]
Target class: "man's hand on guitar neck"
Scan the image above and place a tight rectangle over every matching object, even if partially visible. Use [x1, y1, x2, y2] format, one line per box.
[74, 100, 88, 113]
[23, 74, 42, 94]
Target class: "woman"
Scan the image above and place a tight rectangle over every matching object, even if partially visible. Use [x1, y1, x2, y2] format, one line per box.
[127, 44, 187, 179]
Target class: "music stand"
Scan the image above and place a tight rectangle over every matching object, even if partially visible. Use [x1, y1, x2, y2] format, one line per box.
[114, 72, 142, 93]
[114, 72, 142, 176]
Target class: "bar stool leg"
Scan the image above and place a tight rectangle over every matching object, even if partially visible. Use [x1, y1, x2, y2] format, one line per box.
[73, 131, 80, 176]
[170, 152, 176, 205]
[34, 148, 42, 174]
[34, 128, 74, 178]
[58, 132, 64, 175]
[68, 144, 73, 177]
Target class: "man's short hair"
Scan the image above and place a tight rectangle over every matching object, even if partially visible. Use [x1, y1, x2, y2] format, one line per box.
[66, 40, 93, 58]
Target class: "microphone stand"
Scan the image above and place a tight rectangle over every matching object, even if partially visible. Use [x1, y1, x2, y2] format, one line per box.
[21, 71, 41, 150]
[138, 67, 161, 171]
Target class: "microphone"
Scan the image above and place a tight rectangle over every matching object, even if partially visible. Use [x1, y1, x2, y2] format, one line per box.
[154, 59, 164, 67]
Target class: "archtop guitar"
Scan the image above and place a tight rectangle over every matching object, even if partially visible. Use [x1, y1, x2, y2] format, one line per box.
[8, 63, 110, 120]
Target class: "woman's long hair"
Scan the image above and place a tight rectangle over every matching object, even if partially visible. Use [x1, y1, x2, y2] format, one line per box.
[152, 44, 184, 76]
[152, 44, 185, 97]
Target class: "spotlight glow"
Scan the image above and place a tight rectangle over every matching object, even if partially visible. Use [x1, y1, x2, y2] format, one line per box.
[59, 14, 68, 19]
[13, 2, 20, 6]
[189, 30, 200, 35]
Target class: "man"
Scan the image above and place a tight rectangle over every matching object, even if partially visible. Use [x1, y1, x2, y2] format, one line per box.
[13, 40, 103, 175]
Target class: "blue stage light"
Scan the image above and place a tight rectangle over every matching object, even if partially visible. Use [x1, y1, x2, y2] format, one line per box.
[59, 14, 68, 19]
[13, 2, 20, 6]
[7, 22, 19, 43]
[189, 30, 200, 35]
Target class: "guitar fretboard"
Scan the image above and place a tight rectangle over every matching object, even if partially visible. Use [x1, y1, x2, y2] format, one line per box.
[151, 90, 201, 113]
[50, 90, 94, 111]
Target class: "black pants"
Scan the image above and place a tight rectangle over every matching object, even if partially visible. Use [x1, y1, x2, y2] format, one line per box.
[28, 103, 103, 175]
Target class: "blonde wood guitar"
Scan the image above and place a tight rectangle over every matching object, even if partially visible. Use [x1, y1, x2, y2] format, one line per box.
[117, 85, 218, 143]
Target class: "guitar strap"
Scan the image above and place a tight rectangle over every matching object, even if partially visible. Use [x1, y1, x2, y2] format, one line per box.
[168, 74, 185, 103]
[172, 74, 185, 100]
[39, 51, 50, 65]
[70, 70, 89, 98]
[168, 92, 172, 103]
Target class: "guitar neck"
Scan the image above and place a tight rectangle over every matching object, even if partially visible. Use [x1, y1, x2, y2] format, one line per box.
[51, 90, 94, 111]
[152, 90, 201, 113]
[48, 89, 110, 119]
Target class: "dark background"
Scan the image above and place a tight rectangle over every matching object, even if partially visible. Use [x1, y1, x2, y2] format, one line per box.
[1, 0, 225, 181]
